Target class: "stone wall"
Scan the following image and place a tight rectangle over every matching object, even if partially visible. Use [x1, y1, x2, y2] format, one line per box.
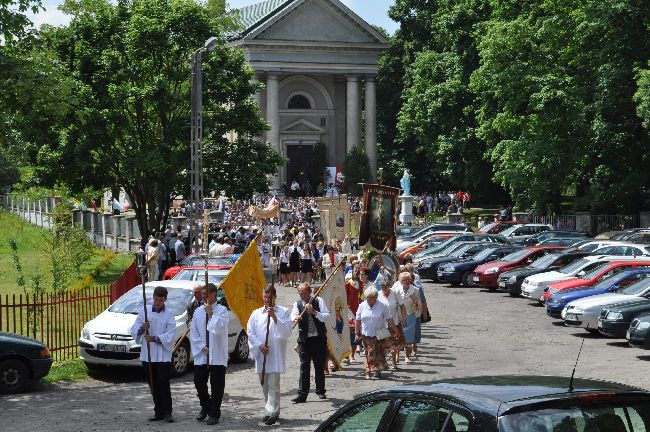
[1, 194, 142, 252]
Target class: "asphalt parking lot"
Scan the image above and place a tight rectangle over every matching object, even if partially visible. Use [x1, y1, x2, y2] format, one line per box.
[2, 280, 649, 432]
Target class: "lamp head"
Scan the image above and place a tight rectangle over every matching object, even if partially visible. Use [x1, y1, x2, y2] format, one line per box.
[204, 37, 219, 52]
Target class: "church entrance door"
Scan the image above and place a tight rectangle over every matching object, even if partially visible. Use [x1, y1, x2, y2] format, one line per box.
[285, 141, 316, 189]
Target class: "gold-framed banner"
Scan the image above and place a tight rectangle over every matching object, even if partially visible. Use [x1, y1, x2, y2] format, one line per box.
[358, 184, 399, 251]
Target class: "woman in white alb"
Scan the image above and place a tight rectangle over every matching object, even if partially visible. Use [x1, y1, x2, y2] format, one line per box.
[395, 272, 420, 363]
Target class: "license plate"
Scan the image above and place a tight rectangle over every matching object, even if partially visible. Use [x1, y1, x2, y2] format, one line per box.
[499, 281, 505, 287]
[473, 276, 479, 282]
[437, 270, 443, 276]
[97, 344, 126, 352]
[539, 296, 545, 302]
[597, 320, 602, 329]
[626, 330, 631, 340]
[565, 314, 578, 321]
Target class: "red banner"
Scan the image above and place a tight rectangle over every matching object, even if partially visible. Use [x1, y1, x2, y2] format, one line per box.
[358, 184, 399, 251]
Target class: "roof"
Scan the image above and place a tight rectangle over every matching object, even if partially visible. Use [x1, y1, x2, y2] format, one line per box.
[375, 375, 647, 415]
[235, 0, 291, 33]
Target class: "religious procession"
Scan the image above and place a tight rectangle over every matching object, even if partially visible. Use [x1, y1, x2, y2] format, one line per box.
[131, 178, 430, 427]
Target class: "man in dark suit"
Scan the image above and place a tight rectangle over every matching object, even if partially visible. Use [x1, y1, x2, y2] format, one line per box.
[186, 284, 205, 327]
[289, 283, 330, 403]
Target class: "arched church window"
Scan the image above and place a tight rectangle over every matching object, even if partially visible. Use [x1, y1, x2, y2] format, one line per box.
[288, 94, 311, 109]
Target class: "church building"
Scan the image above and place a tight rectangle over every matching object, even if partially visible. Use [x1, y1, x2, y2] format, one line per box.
[227, 0, 389, 190]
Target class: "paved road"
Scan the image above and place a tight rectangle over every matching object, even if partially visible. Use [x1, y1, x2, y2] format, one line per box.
[2, 282, 649, 431]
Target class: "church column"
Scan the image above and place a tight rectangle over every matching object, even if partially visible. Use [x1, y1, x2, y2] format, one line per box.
[346, 75, 360, 153]
[364, 76, 377, 181]
[266, 74, 281, 190]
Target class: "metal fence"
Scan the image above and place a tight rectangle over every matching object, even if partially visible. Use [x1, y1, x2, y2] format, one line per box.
[529, 214, 641, 235]
[0, 287, 111, 362]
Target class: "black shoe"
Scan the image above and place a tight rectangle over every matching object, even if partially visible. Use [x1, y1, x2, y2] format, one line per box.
[317, 393, 327, 400]
[148, 415, 165, 422]
[196, 409, 207, 421]
[291, 396, 307, 404]
[262, 415, 270, 423]
[165, 415, 175, 423]
[265, 415, 278, 425]
[206, 417, 220, 425]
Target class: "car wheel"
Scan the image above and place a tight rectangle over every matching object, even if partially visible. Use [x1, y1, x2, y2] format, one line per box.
[0, 359, 30, 394]
[231, 331, 249, 363]
[461, 272, 473, 287]
[172, 341, 190, 376]
[508, 292, 519, 297]
[586, 328, 600, 335]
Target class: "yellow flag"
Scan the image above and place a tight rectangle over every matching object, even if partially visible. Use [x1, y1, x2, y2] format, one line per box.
[220, 239, 266, 329]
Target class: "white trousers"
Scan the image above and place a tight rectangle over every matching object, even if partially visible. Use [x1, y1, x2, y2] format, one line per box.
[260, 373, 281, 417]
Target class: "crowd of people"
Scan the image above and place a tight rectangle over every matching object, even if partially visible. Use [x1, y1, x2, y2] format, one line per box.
[411, 190, 472, 215]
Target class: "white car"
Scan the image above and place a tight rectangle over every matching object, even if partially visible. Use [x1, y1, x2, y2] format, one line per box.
[500, 224, 554, 242]
[79, 280, 249, 375]
[173, 268, 230, 284]
[520, 255, 629, 301]
[562, 276, 650, 331]
[592, 242, 650, 257]
[576, 240, 620, 253]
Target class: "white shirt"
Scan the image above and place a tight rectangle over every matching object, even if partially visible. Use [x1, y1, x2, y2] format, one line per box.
[189, 303, 230, 366]
[280, 249, 289, 263]
[322, 253, 342, 272]
[131, 304, 176, 362]
[290, 297, 330, 338]
[209, 243, 226, 256]
[247, 305, 292, 374]
[378, 288, 403, 322]
[355, 300, 391, 337]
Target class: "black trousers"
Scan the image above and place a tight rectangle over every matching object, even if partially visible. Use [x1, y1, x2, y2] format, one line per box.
[142, 361, 172, 416]
[298, 337, 327, 397]
[194, 365, 226, 419]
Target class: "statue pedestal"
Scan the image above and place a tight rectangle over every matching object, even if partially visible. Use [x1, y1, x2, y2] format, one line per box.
[399, 195, 414, 224]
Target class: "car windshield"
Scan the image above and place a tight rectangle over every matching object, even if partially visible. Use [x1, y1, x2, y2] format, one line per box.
[181, 255, 232, 267]
[108, 287, 193, 316]
[530, 254, 560, 269]
[559, 258, 590, 274]
[620, 277, 650, 295]
[501, 226, 521, 236]
[500, 400, 650, 431]
[473, 248, 500, 261]
[175, 270, 228, 284]
[479, 222, 498, 233]
[449, 244, 474, 257]
[581, 263, 612, 280]
[501, 249, 532, 262]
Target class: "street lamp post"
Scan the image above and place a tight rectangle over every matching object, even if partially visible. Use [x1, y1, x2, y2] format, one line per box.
[189, 37, 219, 254]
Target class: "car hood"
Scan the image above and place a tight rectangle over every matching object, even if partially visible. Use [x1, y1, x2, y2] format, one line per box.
[0, 332, 46, 348]
[523, 271, 570, 283]
[475, 261, 509, 273]
[567, 293, 640, 310]
[396, 241, 416, 252]
[439, 259, 479, 269]
[604, 299, 650, 313]
[552, 286, 606, 301]
[87, 311, 140, 335]
[549, 277, 586, 290]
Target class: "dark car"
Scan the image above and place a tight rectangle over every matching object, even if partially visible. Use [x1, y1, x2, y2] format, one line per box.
[315, 375, 650, 432]
[516, 230, 589, 246]
[598, 298, 650, 338]
[437, 245, 523, 286]
[497, 251, 590, 296]
[0, 332, 53, 393]
[627, 312, 650, 349]
[418, 242, 494, 281]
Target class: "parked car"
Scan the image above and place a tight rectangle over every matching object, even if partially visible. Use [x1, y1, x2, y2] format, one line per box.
[472, 246, 565, 289]
[575, 240, 621, 252]
[162, 254, 233, 280]
[497, 251, 590, 296]
[536, 237, 587, 247]
[0, 332, 52, 394]
[314, 375, 650, 432]
[172, 267, 230, 284]
[592, 242, 650, 256]
[477, 220, 522, 234]
[396, 224, 471, 251]
[399, 232, 458, 262]
[546, 268, 650, 318]
[610, 228, 647, 241]
[417, 242, 494, 281]
[562, 277, 650, 332]
[412, 233, 508, 264]
[627, 312, 650, 349]
[516, 229, 589, 246]
[544, 259, 650, 303]
[500, 224, 554, 242]
[624, 230, 650, 244]
[598, 298, 650, 338]
[438, 245, 523, 286]
[520, 255, 634, 302]
[79, 280, 248, 376]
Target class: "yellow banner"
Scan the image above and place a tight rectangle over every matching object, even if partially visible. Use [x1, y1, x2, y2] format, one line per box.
[219, 239, 266, 329]
[319, 267, 350, 369]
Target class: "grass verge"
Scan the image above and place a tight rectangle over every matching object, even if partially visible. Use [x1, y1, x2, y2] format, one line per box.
[43, 358, 89, 383]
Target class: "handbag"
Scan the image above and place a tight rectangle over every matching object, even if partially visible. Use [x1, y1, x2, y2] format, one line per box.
[421, 304, 431, 323]
[376, 327, 391, 340]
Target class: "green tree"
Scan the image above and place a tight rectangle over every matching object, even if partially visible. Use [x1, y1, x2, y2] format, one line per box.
[25, 0, 281, 238]
[342, 147, 370, 196]
[0, 0, 41, 41]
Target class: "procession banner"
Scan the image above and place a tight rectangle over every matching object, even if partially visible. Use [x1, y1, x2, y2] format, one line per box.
[249, 203, 280, 219]
[315, 195, 350, 242]
[219, 239, 266, 329]
[319, 267, 350, 369]
[358, 184, 399, 251]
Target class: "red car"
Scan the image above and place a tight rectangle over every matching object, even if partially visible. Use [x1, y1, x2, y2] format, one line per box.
[162, 254, 233, 280]
[472, 246, 566, 289]
[543, 259, 650, 302]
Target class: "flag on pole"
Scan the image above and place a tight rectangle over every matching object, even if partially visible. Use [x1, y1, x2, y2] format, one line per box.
[319, 266, 350, 369]
[219, 239, 266, 329]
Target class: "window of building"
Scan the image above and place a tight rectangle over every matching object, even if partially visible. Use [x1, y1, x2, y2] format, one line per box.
[288, 94, 311, 109]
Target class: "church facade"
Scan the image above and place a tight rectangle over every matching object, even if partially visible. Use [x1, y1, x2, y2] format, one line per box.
[227, 0, 388, 191]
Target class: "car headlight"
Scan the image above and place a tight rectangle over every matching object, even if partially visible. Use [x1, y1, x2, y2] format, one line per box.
[571, 307, 583, 314]
[509, 276, 517, 283]
[637, 322, 650, 331]
[606, 312, 623, 320]
[82, 325, 90, 340]
[446, 267, 455, 272]
[485, 267, 500, 274]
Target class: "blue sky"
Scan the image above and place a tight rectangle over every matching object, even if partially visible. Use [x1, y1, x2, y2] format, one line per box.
[28, 0, 399, 34]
